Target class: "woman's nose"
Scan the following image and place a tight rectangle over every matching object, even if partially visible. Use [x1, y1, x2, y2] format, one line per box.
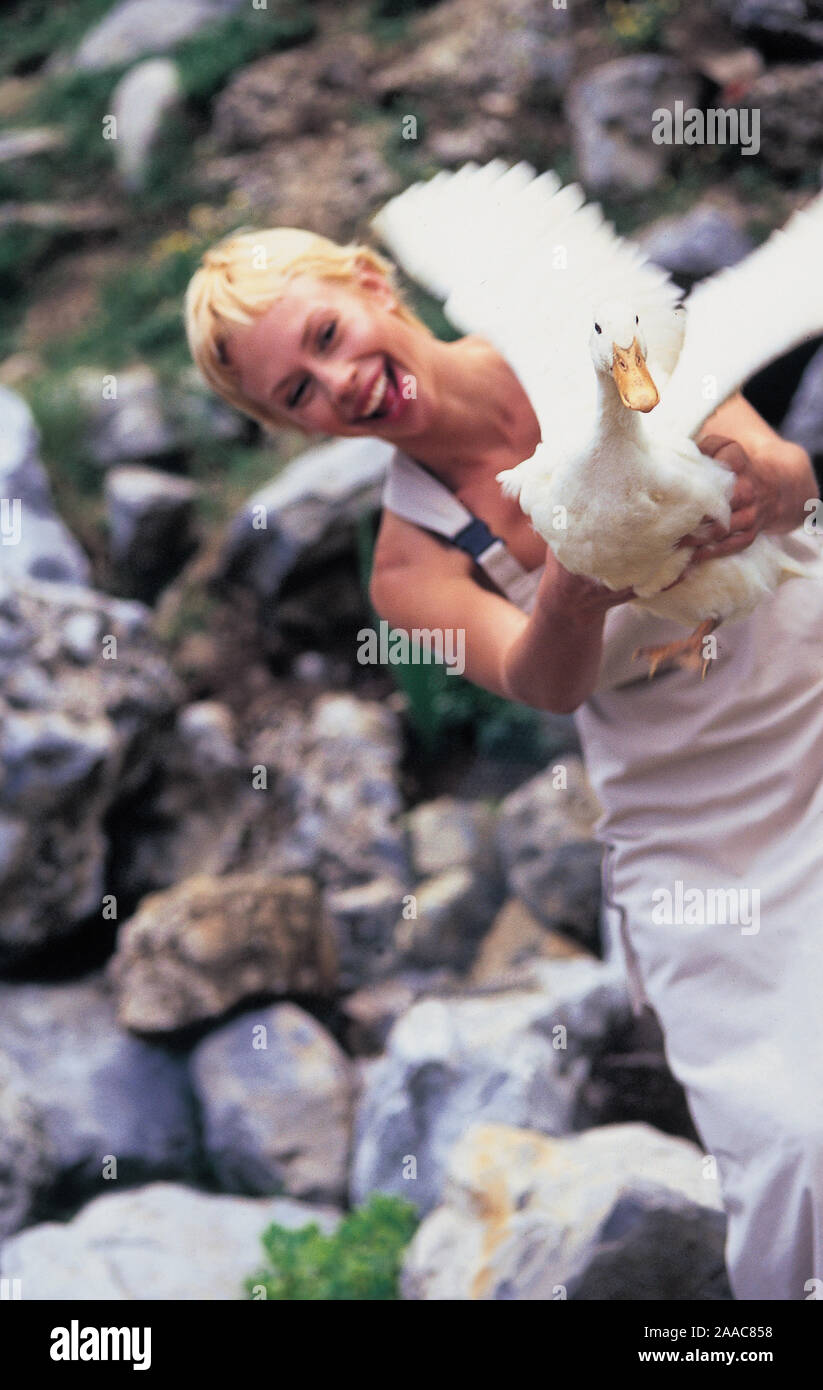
[320, 360, 358, 410]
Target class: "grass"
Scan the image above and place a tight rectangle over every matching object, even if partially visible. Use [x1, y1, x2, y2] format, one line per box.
[0, 0, 112, 80]
[247, 1194, 419, 1301]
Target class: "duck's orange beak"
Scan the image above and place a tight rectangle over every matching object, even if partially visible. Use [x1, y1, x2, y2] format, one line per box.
[612, 338, 659, 412]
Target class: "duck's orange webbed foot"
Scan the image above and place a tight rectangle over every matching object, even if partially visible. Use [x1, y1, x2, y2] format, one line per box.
[633, 619, 720, 680]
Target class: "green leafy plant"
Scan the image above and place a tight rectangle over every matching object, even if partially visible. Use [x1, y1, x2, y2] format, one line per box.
[246, 1194, 419, 1301]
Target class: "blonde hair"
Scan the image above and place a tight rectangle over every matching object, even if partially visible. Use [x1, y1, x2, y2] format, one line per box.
[183, 225, 428, 432]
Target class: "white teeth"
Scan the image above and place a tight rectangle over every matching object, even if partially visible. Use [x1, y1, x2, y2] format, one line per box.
[361, 370, 387, 418]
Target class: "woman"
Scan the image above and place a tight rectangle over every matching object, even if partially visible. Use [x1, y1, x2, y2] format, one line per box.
[185, 224, 823, 1301]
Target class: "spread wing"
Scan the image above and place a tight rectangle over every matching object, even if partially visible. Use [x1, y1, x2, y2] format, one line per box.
[370, 159, 683, 468]
[652, 189, 823, 439]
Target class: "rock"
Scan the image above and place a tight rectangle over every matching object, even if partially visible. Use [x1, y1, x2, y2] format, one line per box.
[371, 0, 572, 109]
[730, 0, 823, 60]
[582, 1006, 700, 1143]
[203, 127, 401, 245]
[0, 386, 90, 587]
[0, 1052, 55, 1240]
[341, 970, 458, 1056]
[105, 699, 264, 905]
[0, 1182, 340, 1300]
[221, 436, 394, 602]
[259, 694, 411, 892]
[0, 577, 182, 962]
[400, 1122, 731, 1300]
[470, 897, 591, 991]
[0, 978, 198, 1200]
[780, 344, 823, 460]
[110, 58, 183, 193]
[72, 363, 243, 468]
[497, 758, 604, 952]
[212, 36, 373, 150]
[104, 464, 200, 601]
[324, 877, 406, 990]
[637, 201, 754, 283]
[566, 57, 701, 196]
[405, 796, 498, 879]
[394, 867, 504, 972]
[739, 62, 823, 176]
[190, 1003, 353, 1203]
[69, 0, 245, 72]
[108, 872, 337, 1033]
[0, 127, 65, 162]
[350, 958, 630, 1215]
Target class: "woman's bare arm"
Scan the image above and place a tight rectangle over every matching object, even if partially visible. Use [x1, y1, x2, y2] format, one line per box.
[370, 510, 632, 714]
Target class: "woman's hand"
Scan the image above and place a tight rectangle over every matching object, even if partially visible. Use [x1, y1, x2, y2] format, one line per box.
[548, 559, 636, 619]
[676, 434, 780, 563]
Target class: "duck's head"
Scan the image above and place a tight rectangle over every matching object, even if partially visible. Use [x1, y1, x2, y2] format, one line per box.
[588, 301, 659, 413]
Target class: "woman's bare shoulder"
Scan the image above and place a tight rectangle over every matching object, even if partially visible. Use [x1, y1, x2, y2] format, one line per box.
[371, 506, 474, 585]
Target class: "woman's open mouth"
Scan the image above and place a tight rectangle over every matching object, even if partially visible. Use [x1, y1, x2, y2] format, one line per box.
[356, 357, 404, 423]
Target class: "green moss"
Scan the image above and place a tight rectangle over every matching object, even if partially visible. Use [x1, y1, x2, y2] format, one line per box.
[246, 1194, 419, 1301]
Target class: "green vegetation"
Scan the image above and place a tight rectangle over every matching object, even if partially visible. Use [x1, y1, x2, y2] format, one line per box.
[605, 0, 679, 51]
[246, 1194, 419, 1301]
[0, 0, 112, 80]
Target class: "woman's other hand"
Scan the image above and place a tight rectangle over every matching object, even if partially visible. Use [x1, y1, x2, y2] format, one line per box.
[676, 435, 777, 564]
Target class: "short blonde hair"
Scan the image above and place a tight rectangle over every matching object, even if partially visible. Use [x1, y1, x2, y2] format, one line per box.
[183, 225, 428, 432]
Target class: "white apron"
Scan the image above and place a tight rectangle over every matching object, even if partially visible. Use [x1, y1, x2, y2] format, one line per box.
[383, 446, 823, 1301]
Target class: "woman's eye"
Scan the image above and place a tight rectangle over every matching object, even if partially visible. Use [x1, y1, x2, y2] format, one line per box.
[320, 319, 337, 347]
[288, 377, 310, 408]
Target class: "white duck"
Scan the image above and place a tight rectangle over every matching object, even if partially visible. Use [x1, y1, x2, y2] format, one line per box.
[371, 159, 823, 676]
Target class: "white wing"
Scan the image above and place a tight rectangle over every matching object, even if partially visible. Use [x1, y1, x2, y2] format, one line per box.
[653, 189, 823, 439]
[370, 159, 683, 465]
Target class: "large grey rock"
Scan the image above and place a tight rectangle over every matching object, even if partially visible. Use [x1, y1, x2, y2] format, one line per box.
[257, 693, 411, 892]
[110, 58, 183, 192]
[104, 463, 200, 601]
[350, 958, 630, 1215]
[739, 61, 823, 176]
[0, 978, 198, 1199]
[108, 872, 337, 1033]
[69, 0, 245, 72]
[0, 576, 182, 961]
[221, 436, 394, 601]
[401, 1122, 731, 1300]
[0, 386, 90, 587]
[497, 758, 604, 952]
[566, 57, 700, 196]
[0, 1182, 340, 1300]
[0, 1052, 56, 1241]
[638, 202, 755, 282]
[72, 363, 243, 467]
[781, 344, 823, 460]
[190, 1003, 353, 1203]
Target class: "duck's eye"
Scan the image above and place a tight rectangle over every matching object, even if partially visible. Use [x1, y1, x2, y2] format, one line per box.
[635, 315, 639, 324]
[594, 322, 602, 334]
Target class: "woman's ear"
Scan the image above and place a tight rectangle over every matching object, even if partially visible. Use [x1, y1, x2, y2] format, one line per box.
[354, 257, 397, 309]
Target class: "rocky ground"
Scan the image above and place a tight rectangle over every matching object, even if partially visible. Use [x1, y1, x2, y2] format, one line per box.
[1, 0, 823, 1300]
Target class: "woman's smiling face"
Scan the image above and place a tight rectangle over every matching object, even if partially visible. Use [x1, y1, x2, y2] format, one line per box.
[223, 265, 432, 438]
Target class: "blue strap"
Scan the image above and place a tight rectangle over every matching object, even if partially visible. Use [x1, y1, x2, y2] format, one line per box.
[452, 516, 500, 559]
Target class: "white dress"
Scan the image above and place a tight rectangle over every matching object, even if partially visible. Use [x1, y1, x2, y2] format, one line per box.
[383, 445, 823, 1301]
